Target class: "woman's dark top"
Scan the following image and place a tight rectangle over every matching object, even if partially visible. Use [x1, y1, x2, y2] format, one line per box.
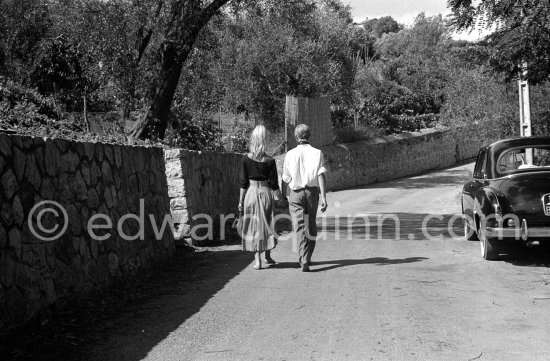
[239, 154, 279, 190]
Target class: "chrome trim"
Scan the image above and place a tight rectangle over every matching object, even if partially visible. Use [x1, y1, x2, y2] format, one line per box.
[486, 227, 522, 239]
[486, 226, 550, 239]
[543, 193, 550, 216]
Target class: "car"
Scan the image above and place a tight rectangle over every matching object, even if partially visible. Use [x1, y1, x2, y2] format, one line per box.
[462, 136, 550, 260]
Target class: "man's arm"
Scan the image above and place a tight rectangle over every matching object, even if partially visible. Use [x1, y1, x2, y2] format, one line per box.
[318, 173, 327, 212]
[282, 153, 292, 184]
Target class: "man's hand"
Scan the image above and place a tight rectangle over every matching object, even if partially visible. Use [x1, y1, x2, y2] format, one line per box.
[320, 198, 328, 213]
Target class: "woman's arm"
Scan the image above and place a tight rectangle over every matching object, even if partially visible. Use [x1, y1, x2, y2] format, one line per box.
[238, 156, 249, 212]
[238, 188, 247, 213]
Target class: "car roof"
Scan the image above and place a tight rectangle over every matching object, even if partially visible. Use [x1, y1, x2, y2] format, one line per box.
[488, 136, 550, 154]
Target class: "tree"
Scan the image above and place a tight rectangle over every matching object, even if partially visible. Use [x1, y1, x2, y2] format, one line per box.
[364, 16, 401, 38]
[130, 0, 235, 140]
[0, 0, 51, 80]
[202, 0, 357, 129]
[448, 0, 550, 84]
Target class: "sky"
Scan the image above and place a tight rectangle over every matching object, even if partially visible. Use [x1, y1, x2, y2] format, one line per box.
[347, 0, 489, 41]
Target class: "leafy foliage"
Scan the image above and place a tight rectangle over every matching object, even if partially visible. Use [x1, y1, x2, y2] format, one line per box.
[449, 0, 550, 84]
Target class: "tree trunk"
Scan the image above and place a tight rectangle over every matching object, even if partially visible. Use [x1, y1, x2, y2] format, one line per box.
[130, 0, 233, 140]
[83, 86, 90, 132]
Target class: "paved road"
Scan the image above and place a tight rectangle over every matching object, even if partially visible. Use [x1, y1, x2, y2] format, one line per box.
[79, 163, 550, 361]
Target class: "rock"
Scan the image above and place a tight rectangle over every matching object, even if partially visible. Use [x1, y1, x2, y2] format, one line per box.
[101, 160, 113, 185]
[58, 173, 73, 202]
[83, 142, 94, 161]
[21, 244, 46, 269]
[61, 151, 79, 173]
[55, 138, 69, 153]
[24, 154, 41, 191]
[9, 228, 21, 259]
[0, 134, 12, 157]
[136, 151, 145, 173]
[114, 146, 122, 168]
[90, 161, 101, 186]
[0, 202, 13, 226]
[0, 154, 5, 174]
[104, 145, 114, 166]
[13, 146, 26, 182]
[55, 234, 76, 266]
[108, 252, 119, 277]
[167, 178, 185, 198]
[0, 225, 6, 248]
[104, 187, 114, 209]
[81, 164, 91, 186]
[2, 169, 17, 200]
[0, 251, 15, 287]
[73, 172, 87, 201]
[40, 178, 54, 200]
[12, 195, 24, 226]
[87, 188, 99, 209]
[66, 205, 81, 236]
[170, 197, 187, 210]
[44, 139, 60, 177]
[110, 185, 117, 206]
[94, 143, 104, 163]
[164, 149, 182, 162]
[34, 145, 45, 174]
[90, 238, 98, 260]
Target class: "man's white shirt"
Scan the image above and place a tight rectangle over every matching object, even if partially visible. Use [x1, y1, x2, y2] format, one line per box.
[282, 143, 327, 190]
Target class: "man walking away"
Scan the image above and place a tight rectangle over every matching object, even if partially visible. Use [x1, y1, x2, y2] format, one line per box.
[282, 124, 328, 272]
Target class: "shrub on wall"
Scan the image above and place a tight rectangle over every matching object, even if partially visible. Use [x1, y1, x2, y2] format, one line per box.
[222, 123, 251, 153]
[163, 111, 223, 151]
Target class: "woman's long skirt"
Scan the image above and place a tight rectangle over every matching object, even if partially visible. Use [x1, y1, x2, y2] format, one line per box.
[240, 185, 276, 252]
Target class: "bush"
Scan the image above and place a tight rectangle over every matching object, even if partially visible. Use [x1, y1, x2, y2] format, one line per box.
[222, 123, 251, 153]
[163, 111, 223, 151]
[0, 79, 83, 135]
[333, 124, 385, 143]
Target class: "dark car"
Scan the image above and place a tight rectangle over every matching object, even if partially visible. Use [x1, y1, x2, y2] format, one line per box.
[462, 136, 550, 260]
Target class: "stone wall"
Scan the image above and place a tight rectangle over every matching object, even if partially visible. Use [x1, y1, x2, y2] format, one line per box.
[320, 127, 493, 191]
[164, 149, 242, 244]
[0, 134, 174, 333]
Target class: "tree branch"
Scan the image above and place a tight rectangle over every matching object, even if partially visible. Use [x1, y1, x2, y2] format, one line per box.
[199, 0, 232, 25]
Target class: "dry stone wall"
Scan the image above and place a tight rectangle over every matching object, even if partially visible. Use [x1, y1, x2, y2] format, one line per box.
[320, 128, 494, 191]
[164, 149, 242, 244]
[0, 134, 174, 333]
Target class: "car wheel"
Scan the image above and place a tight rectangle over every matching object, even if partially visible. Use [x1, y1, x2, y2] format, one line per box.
[463, 216, 478, 241]
[479, 225, 499, 260]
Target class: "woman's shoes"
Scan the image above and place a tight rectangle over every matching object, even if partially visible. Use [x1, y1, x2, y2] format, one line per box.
[252, 263, 261, 270]
[264, 257, 277, 265]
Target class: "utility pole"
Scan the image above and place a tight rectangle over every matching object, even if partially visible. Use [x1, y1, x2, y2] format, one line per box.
[518, 62, 533, 164]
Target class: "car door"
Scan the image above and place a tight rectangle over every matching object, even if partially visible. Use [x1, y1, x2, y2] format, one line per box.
[463, 148, 488, 219]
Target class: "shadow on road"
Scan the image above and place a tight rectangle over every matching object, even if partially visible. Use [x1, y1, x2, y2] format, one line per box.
[310, 257, 429, 272]
[498, 245, 550, 268]
[273, 257, 429, 272]
[0, 247, 254, 361]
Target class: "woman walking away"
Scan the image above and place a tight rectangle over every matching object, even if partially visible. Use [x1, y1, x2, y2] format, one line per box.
[238, 125, 283, 269]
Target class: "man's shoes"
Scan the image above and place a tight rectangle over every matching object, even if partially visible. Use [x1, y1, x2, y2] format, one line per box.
[300, 261, 310, 272]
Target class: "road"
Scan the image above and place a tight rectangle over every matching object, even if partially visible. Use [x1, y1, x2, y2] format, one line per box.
[30, 163, 550, 361]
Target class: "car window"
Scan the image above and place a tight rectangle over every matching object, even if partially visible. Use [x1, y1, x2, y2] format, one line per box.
[497, 146, 550, 175]
[473, 149, 487, 179]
